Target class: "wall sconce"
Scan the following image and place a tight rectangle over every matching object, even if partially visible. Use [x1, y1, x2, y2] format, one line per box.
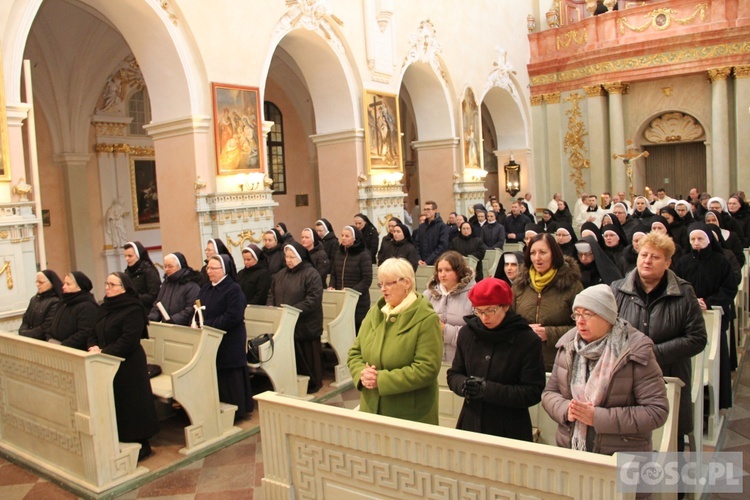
[504, 153, 521, 197]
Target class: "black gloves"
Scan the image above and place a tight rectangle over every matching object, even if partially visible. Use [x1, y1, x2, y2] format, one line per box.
[462, 376, 486, 401]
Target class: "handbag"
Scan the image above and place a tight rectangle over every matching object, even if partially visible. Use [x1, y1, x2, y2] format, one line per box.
[247, 333, 274, 364]
[146, 363, 162, 378]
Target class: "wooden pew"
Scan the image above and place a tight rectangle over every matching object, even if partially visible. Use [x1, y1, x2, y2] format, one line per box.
[0, 332, 147, 494]
[321, 289, 360, 387]
[245, 305, 309, 398]
[463, 254, 478, 274]
[415, 265, 433, 293]
[482, 248, 501, 278]
[369, 264, 382, 306]
[256, 391, 634, 499]
[688, 350, 704, 452]
[702, 308, 723, 445]
[503, 241, 524, 253]
[437, 363, 463, 428]
[141, 323, 241, 455]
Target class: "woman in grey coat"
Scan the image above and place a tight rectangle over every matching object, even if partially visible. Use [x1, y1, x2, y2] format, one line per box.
[148, 252, 201, 326]
[543, 285, 668, 455]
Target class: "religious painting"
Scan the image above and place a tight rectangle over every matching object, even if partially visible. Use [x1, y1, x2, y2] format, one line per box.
[0, 48, 10, 182]
[462, 87, 481, 170]
[130, 157, 160, 230]
[212, 83, 263, 174]
[363, 90, 403, 172]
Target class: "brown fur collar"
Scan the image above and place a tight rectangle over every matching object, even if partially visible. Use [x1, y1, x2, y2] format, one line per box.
[426, 270, 475, 299]
[514, 255, 582, 293]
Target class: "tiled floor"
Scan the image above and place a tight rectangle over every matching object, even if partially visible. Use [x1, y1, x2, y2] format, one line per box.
[0, 351, 747, 498]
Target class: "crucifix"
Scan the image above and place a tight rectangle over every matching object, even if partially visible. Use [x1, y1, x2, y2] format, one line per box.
[612, 139, 649, 202]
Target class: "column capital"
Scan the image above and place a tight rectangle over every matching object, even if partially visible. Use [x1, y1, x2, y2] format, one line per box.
[4, 103, 31, 127]
[143, 115, 211, 140]
[707, 67, 732, 82]
[733, 65, 750, 79]
[602, 82, 629, 95]
[530, 95, 544, 106]
[542, 92, 561, 104]
[583, 85, 606, 97]
[52, 153, 92, 168]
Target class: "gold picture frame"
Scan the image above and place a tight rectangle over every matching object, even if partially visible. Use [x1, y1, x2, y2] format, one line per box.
[0, 47, 11, 182]
[130, 156, 159, 230]
[363, 90, 403, 172]
[212, 82, 263, 174]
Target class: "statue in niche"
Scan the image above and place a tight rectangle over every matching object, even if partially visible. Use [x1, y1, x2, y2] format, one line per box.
[105, 199, 130, 249]
[12, 178, 32, 201]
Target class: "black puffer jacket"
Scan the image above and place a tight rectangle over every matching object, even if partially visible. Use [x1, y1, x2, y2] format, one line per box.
[236, 262, 272, 305]
[447, 312, 545, 441]
[611, 269, 707, 436]
[49, 291, 99, 350]
[125, 259, 161, 309]
[268, 261, 324, 341]
[449, 233, 486, 280]
[147, 267, 201, 326]
[308, 243, 330, 285]
[330, 229, 372, 330]
[19, 290, 60, 340]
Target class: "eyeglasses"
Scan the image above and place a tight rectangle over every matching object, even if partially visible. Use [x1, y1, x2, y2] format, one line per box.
[377, 278, 403, 289]
[571, 311, 597, 322]
[473, 307, 501, 318]
[206, 266, 224, 271]
[104, 282, 123, 288]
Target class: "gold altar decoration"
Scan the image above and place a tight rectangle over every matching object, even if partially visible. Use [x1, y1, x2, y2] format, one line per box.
[556, 28, 587, 50]
[377, 214, 398, 232]
[226, 230, 262, 248]
[618, 4, 708, 35]
[0, 261, 13, 290]
[95, 143, 155, 156]
[562, 93, 590, 197]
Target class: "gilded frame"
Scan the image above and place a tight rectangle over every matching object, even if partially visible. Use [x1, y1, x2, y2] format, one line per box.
[130, 156, 160, 230]
[0, 48, 11, 182]
[363, 90, 403, 172]
[212, 82, 263, 175]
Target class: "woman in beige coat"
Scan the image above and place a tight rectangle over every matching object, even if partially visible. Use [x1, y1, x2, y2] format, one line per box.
[542, 285, 668, 455]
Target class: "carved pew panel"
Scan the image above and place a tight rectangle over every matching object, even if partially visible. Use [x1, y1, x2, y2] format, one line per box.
[143, 323, 240, 455]
[0, 332, 147, 493]
[245, 305, 308, 398]
[321, 289, 360, 387]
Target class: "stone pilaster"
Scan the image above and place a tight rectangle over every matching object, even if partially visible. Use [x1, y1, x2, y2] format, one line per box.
[733, 66, 750, 194]
[603, 82, 629, 196]
[708, 67, 731, 197]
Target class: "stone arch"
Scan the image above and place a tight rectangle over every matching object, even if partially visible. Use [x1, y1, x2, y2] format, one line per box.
[399, 61, 455, 141]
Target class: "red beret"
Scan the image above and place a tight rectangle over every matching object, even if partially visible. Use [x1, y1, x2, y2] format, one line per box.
[468, 278, 513, 307]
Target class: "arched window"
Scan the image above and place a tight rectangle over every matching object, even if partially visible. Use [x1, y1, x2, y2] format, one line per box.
[264, 101, 286, 194]
[128, 89, 152, 136]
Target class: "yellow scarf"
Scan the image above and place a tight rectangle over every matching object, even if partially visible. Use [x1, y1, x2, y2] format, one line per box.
[529, 267, 558, 293]
[381, 291, 417, 317]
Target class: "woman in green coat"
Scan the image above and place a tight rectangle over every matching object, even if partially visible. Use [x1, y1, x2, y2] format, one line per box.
[348, 257, 443, 424]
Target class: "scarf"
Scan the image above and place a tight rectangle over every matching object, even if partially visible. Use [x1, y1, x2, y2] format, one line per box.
[569, 320, 628, 451]
[528, 266, 558, 293]
[381, 291, 417, 317]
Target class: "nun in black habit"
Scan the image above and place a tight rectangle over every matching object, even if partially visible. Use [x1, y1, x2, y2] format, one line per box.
[123, 241, 162, 309]
[197, 254, 253, 419]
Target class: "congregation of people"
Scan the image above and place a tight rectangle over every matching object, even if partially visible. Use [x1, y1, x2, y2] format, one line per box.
[16, 185, 746, 462]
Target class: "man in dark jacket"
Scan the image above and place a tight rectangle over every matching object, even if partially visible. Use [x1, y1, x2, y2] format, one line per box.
[503, 201, 529, 243]
[415, 200, 449, 265]
[611, 232, 707, 452]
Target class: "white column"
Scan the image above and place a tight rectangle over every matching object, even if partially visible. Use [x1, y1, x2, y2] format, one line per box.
[732, 66, 750, 194]
[584, 85, 610, 197]
[530, 95, 548, 204]
[603, 82, 628, 196]
[543, 92, 565, 198]
[708, 67, 731, 198]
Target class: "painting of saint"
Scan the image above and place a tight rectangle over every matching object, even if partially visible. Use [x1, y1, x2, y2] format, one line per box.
[363, 91, 402, 172]
[212, 84, 263, 174]
[462, 88, 481, 170]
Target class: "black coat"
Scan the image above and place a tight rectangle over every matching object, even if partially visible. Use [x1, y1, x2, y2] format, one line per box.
[236, 263, 272, 305]
[503, 214, 530, 243]
[611, 269, 707, 436]
[49, 291, 99, 350]
[198, 278, 248, 369]
[320, 232, 339, 272]
[93, 295, 158, 442]
[125, 260, 161, 309]
[308, 244, 330, 285]
[268, 261, 324, 341]
[147, 267, 201, 326]
[377, 238, 419, 270]
[449, 234, 486, 280]
[730, 207, 750, 247]
[330, 240, 372, 329]
[480, 222, 506, 249]
[415, 215, 450, 265]
[360, 225, 380, 264]
[19, 290, 60, 340]
[263, 244, 286, 275]
[447, 312, 545, 441]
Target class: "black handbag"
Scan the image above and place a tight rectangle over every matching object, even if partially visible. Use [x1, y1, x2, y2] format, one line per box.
[146, 363, 162, 378]
[247, 333, 274, 364]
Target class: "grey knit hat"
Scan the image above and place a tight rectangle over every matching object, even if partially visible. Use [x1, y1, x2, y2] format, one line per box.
[572, 284, 618, 325]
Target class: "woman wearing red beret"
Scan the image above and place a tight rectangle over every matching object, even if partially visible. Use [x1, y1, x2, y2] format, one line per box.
[447, 278, 546, 441]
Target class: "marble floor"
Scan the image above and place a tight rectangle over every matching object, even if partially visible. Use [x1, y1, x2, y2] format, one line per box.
[0, 351, 748, 499]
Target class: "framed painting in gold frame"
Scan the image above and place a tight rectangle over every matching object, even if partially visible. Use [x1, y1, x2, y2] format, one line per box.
[130, 156, 160, 230]
[0, 49, 11, 182]
[363, 90, 403, 172]
[212, 82, 263, 175]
